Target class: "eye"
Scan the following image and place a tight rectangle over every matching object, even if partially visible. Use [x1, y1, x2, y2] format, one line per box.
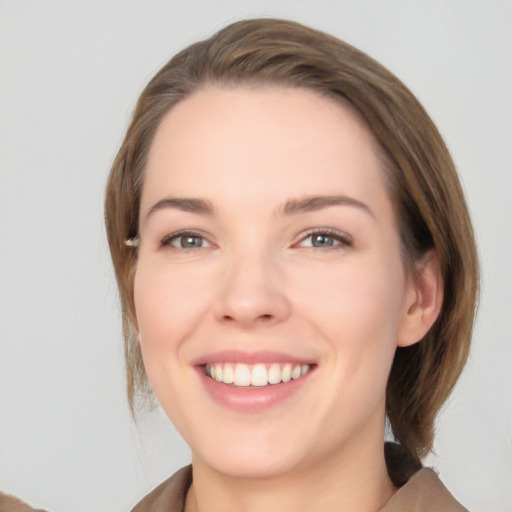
[160, 231, 212, 249]
[297, 230, 352, 249]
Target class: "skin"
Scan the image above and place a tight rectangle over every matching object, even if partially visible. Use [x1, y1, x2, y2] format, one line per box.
[133, 85, 442, 512]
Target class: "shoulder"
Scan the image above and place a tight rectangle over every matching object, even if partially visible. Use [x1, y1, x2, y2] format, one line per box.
[380, 468, 468, 512]
[130, 466, 192, 512]
[0, 492, 48, 512]
[131, 455, 468, 512]
[382, 443, 468, 511]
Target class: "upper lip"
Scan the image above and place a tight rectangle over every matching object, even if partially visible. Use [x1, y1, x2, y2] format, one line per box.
[190, 350, 317, 366]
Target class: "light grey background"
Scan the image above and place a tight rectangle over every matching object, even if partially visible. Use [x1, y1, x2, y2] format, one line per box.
[0, 1, 511, 511]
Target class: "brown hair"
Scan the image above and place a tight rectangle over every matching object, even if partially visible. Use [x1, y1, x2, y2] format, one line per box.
[104, 18, 479, 460]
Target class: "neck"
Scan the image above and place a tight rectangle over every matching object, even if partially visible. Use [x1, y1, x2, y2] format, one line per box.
[185, 436, 397, 512]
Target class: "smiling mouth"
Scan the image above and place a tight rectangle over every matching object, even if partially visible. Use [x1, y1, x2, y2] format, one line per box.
[204, 362, 313, 388]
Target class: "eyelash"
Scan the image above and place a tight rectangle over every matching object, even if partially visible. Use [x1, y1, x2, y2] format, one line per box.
[158, 229, 353, 251]
[159, 230, 211, 250]
[297, 229, 353, 249]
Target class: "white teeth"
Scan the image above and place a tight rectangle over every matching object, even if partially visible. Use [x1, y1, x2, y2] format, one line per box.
[281, 363, 292, 383]
[251, 364, 267, 386]
[234, 363, 251, 386]
[291, 364, 301, 380]
[222, 364, 234, 384]
[206, 362, 312, 387]
[267, 363, 281, 384]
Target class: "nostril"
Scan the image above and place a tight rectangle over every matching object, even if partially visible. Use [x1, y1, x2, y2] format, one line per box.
[223, 314, 273, 322]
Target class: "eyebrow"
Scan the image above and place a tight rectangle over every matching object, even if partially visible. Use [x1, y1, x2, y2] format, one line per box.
[280, 195, 374, 218]
[144, 194, 374, 223]
[145, 197, 215, 222]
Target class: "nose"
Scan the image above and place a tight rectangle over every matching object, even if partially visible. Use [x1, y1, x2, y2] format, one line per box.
[214, 251, 291, 328]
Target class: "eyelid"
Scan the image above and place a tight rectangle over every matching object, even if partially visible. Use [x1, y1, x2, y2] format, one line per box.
[295, 228, 353, 248]
[160, 229, 215, 249]
[156, 227, 352, 250]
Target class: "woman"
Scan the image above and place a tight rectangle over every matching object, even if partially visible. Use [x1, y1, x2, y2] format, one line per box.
[104, 19, 478, 511]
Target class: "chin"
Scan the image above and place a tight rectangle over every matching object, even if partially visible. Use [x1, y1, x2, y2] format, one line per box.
[200, 450, 302, 480]
[190, 429, 309, 480]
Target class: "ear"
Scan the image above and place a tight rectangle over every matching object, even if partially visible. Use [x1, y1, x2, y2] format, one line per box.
[397, 250, 444, 347]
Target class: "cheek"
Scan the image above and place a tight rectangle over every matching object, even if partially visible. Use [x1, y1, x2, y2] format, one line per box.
[133, 264, 194, 387]
[132, 263, 199, 419]
[134, 260, 213, 342]
[294, 255, 406, 374]
[279, 256, 408, 448]
[132, 258, 222, 402]
[298, 254, 404, 326]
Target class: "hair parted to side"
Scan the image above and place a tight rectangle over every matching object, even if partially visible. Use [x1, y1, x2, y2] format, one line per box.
[104, 18, 479, 460]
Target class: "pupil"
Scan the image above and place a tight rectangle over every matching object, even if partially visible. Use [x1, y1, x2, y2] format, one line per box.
[182, 236, 201, 248]
[313, 234, 333, 247]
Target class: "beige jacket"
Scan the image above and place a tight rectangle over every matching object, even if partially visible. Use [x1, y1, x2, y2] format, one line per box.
[0, 445, 468, 512]
[0, 493, 47, 512]
[130, 465, 468, 512]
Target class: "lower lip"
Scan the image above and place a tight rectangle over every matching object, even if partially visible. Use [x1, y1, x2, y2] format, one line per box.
[196, 367, 314, 412]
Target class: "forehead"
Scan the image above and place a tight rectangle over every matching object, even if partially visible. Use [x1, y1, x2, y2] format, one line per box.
[142, 85, 390, 217]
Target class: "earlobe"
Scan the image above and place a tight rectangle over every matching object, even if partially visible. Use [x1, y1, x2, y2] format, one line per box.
[397, 250, 444, 348]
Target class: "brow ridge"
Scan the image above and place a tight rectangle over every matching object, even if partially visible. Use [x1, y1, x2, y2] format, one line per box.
[145, 197, 215, 221]
[280, 195, 374, 217]
[145, 194, 373, 222]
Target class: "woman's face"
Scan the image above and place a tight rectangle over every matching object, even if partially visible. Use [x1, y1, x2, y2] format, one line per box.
[134, 85, 416, 478]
